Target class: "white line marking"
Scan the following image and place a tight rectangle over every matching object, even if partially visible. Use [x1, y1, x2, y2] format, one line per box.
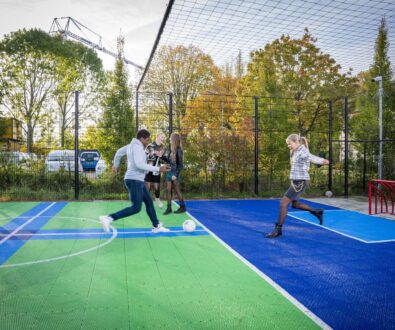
[0, 219, 118, 268]
[0, 202, 56, 246]
[288, 211, 395, 244]
[0, 229, 206, 237]
[185, 210, 332, 330]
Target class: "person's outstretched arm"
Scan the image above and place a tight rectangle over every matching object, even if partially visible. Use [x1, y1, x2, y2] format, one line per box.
[111, 145, 128, 173]
[309, 152, 329, 165]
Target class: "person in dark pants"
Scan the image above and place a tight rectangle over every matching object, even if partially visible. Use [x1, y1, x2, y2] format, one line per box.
[99, 129, 170, 233]
[145, 132, 166, 208]
[266, 133, 330, 238]
[163, 132, 186, 215]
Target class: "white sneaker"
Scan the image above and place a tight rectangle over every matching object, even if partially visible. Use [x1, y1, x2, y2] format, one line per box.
[152, 223, 170, 233]
[99, 215, 113, 233]
[155, 198, 163, 208]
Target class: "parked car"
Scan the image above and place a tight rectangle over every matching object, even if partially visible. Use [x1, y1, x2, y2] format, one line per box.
[80, 150, 100, 172]
[95, 159, 107, 175]
[45, 150, 82, 172]
[0, 151, 37, 167]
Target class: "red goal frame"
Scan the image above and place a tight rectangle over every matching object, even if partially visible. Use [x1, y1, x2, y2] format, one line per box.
[368, 180, 395, 215]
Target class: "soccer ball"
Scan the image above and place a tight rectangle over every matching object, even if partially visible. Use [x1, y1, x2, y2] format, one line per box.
[325, 190, 333, 198]
[183, 220, 196, 232]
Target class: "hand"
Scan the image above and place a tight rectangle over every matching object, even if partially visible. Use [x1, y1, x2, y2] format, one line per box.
[171, 175, 177, 181]
[323, 159, 330, 165]
[112, 166, 119, 174]
[159, 164, 170, 173]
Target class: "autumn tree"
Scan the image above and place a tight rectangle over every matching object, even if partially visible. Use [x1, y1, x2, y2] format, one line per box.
[240, 29, 356, 137]
[142, 45, 218, 131]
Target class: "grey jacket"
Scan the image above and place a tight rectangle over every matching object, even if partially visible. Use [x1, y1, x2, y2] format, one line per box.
[113, 138, 160, 181]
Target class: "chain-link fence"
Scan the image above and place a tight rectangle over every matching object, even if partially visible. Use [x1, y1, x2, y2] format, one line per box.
[1, 91, 393, 200]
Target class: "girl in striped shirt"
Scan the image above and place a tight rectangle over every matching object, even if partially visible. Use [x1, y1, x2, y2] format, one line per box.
[266, 134, 329, 238]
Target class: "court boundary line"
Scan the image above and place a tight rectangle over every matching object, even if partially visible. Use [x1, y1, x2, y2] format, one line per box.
[0, 219, 118, 268]
[0, 229, 207, 237]
[185, 209, 332, 330]
[288, 210, 395, 244]
[0, 202, 56, 246]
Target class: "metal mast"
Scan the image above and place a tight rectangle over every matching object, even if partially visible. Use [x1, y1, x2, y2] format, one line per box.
[49, 17, 144, 70]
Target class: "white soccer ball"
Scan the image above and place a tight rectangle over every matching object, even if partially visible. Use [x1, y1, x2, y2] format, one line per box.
[183, 220, 196, 232]
[325, 190, 333, 198]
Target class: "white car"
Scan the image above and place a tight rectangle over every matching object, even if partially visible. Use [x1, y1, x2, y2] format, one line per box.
[95, 159, 107, 175]
[45, 150, 82, 172]
[0, 151, 37, 167]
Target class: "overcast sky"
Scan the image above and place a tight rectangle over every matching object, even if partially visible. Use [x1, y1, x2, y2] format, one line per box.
[0, 0, 168, 71]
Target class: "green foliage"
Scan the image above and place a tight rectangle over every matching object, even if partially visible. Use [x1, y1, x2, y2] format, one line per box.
[96, 35, 135, 164]
[52, 39, 104, 148]
[237, 29, 358, 182]
[351, 17, 395, 180]
[0, 28, 105, 153]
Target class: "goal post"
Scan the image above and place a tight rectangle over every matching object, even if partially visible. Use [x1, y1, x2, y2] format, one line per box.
[368, 180, 395, 215]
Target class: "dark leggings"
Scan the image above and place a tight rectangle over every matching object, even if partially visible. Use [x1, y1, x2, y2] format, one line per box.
[166, 179, 184, 207]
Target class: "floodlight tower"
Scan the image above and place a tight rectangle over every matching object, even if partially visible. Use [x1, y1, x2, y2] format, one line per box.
[372, 76, 383, 180]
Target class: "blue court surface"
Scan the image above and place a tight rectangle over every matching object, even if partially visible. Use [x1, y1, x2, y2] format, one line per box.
[187, 199, 395, 329]
[289, 209, 395, 243]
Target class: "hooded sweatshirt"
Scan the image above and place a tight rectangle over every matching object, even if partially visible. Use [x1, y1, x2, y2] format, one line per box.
[113, 138, 160, 181]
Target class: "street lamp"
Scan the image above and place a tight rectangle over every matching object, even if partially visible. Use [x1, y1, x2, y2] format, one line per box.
[371, 76, 383, 180]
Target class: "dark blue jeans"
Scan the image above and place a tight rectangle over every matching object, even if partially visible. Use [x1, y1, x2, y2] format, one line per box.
[110, 179, 159, 227]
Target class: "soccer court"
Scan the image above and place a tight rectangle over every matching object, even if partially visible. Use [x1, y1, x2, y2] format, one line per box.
[1, 199, 395, 329]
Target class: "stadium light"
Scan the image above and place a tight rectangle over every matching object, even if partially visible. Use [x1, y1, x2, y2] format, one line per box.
[372, 76, 383, 180]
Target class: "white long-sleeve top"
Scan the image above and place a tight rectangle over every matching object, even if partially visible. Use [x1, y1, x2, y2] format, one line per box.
[113, 138, 160, 181]
[289, 144, 325, 180]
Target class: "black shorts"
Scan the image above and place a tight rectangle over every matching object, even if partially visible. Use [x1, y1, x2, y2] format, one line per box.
[145, 172, 161, 183]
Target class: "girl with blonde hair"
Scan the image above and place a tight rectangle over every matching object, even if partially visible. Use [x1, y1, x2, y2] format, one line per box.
[163, 132, 186, 214]
[266, 133, 329, 238]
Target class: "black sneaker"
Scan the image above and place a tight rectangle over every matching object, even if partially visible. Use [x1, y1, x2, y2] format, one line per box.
[163, 207, 172, 215]
[174, 206, 186, 214]
[313, 209, 324, 225]
[265, 224, 282, 238]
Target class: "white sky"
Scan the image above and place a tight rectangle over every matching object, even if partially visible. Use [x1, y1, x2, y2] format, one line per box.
[0, 0, 168, 72]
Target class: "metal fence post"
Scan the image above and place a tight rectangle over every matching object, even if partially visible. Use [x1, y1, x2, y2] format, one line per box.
[344, 96, 348, 197]
[254, 96, 259, 195]
[168, 92, 173, 136]
[328, 100, 332, 193]
[135, 90, 139, 132]
[363, 142, 367, 192]
[74, 91, 79, 200]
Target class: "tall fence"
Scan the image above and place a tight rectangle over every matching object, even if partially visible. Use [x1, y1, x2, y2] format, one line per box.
[137, 92, 394, 199]
[1, 91, 394, 200]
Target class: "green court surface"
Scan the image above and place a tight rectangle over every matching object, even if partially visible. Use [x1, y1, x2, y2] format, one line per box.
[0, 201, 320, 329]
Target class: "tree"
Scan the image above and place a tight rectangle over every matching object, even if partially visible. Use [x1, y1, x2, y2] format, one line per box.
[0, 29, 60, 152]
[240, 29, 356, 136]
[351, 17, 394, 179]
[52, 40, 104, 148]
[96, 35, 135, 163]
[142, 45, 218, 131]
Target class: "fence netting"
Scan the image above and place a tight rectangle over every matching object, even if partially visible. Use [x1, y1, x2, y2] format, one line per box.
[1, 92, 393, 200]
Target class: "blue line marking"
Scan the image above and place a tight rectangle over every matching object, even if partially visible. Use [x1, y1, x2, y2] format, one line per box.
[2, 202, 53, 231]
[0, 202, 67, 265]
